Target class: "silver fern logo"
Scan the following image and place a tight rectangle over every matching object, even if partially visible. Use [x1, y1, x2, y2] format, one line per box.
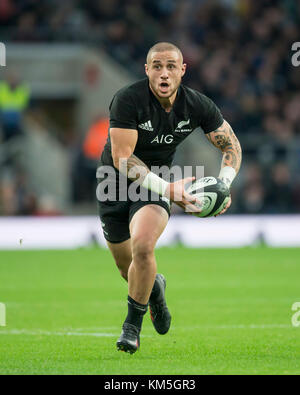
[177, 119, 190, 129]
[175, 119, 192, 132]
[0, 42, 6, 66]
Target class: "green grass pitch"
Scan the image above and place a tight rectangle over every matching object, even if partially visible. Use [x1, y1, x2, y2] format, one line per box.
[0, 246, 300, 375]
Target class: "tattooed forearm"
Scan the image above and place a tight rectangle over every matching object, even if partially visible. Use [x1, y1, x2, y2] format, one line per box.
[206, 120, 242, 173]
[119, 154, 150, 183]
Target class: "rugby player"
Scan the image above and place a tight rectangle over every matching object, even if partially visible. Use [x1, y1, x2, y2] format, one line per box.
[97, 42, 242, 354]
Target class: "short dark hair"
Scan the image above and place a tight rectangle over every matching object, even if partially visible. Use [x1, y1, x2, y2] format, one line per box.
[146, 42, 183, 64]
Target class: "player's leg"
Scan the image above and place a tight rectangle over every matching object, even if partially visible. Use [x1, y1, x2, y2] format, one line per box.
[107, 239, 132, 281]
[107, 239, 166, 302]
[128, 204, 168, 304]
[98, 195, 132, 280]
[129, 204, 171, 335]
[117, 204, 169, 353]
[107, 236, 171, 339]
[99, 197, 171, 352]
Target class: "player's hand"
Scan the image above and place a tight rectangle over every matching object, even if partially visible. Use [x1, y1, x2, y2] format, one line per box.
[164, 177, 202, 214]
[214, 195, 232, 217]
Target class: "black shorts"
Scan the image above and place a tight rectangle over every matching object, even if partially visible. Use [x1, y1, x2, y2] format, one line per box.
[97, 165, 171, 243]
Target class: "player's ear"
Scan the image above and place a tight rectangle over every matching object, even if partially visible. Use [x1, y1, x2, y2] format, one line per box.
[181, 63, 187, 77]
[145, 64, 149, 76]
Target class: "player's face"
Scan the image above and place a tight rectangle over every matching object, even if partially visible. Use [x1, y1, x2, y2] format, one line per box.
[145, 51, 186, 100]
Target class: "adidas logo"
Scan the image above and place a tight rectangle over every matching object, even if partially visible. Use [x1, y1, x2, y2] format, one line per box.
[138, 120, 154, 131]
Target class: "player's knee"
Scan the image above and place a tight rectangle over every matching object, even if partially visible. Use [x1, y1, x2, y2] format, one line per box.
[131, 235, 155, 264]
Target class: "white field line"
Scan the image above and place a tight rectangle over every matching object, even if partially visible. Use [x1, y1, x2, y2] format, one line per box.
[0, 324, 294, 338]
[72, 324, 294, 330]
[0, 329, 117, 337]
[184, 324, 293, 329]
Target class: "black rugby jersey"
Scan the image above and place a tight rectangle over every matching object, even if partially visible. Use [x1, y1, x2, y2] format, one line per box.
[101, 78, 223, 169]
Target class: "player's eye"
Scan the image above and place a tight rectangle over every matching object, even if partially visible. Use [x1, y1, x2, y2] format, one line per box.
[153, 64, 161, 69]
[168, 64, 176, 69]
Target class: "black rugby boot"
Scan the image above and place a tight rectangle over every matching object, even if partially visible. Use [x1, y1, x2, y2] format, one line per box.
[116, 323, 140, 354]
[149, 274, 171, 335]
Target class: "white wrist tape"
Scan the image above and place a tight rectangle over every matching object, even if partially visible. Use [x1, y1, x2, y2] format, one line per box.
[142, 172, 169, 196]
[218, 166, 236, 187]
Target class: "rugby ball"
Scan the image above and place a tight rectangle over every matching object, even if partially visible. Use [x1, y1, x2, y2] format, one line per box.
[186, 176, 230, 217]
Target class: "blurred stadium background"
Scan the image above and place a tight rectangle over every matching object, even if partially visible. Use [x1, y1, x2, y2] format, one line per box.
[0, 0, 300, 248]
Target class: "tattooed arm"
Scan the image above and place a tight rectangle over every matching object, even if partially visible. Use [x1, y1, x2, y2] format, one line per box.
[110, 128, 150, 182]
[205, 120, 242, 215]
[205, 120, 242, 182]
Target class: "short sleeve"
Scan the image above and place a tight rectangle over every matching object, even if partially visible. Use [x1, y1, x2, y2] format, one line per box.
[109, 90, 138, 130]
[198, 94, 224, 133]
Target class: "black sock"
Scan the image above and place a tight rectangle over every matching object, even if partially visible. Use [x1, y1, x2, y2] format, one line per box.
[149, 275, 161, 302]
[124, 295, 148, 331]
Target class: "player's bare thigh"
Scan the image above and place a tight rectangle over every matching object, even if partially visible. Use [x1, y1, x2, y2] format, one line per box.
[107, 204, 169, 279]
[129, 204, 169, 259]
[126, 204, 168, 303]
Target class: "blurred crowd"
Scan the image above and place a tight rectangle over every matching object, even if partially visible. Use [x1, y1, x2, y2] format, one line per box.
[1, 0, 300, 215]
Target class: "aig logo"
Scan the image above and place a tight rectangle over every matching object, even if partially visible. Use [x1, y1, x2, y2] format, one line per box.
[0, 42, 6, 66]
[151, 134, 174, 144]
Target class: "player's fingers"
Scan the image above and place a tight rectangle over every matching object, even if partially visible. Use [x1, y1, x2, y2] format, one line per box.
[182, 176, 195, 186]
[184, 191, 202, 208]
[184, 205, 199, 214]
[215, 209, 225, 216]
[175, 200, 194, 213]
[214, 197, 232, 217]
[220, 198, 232, 213]
[171, 178, 195, 202]
[182, 198, 202, 213]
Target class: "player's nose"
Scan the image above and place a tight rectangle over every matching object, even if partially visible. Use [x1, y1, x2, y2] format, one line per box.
[160, 67, 169, 79]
